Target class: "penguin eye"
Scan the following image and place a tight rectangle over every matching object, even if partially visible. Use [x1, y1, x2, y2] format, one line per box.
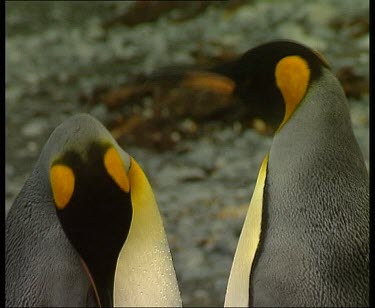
[50, 164, 75, 210]
[103, 147, 130, 193]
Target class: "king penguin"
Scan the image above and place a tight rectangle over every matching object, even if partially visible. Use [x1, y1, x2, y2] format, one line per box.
[5, 113, 182, 307]
[223, 41, 369, 307]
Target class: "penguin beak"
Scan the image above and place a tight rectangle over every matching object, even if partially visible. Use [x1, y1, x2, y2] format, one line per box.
[79, 257, 114, 307]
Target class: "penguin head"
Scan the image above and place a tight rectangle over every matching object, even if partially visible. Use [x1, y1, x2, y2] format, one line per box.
[41, 114, 181, 307]
[217, 40, 330, 129]
[43, 114, 132, 306]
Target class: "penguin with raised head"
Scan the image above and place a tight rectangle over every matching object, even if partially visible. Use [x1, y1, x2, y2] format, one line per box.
[6, 113, 182, 307]
[224, 41, 369, 307]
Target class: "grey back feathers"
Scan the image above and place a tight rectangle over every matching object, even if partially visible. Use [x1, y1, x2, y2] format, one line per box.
[250, 69, 369, 306]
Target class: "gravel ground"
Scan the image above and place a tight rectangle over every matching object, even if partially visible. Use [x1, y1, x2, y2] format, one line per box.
[6, 1, 369, 306]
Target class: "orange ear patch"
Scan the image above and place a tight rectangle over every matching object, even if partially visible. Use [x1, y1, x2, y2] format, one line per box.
[275, 55, 310, 131]
[50, 164, 75, 210]
[104, 147, 130, 193]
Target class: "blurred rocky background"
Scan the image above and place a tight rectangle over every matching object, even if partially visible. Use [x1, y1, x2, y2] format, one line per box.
[6, 1, 369, 306]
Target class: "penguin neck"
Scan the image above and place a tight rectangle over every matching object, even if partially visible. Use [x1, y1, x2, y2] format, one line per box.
[272, 69, 360, 164]
[268, 69, 368, 206]
[114, 159, 182, 307]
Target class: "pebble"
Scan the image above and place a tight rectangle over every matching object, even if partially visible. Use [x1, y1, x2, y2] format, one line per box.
[21, 119, 48, 137]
